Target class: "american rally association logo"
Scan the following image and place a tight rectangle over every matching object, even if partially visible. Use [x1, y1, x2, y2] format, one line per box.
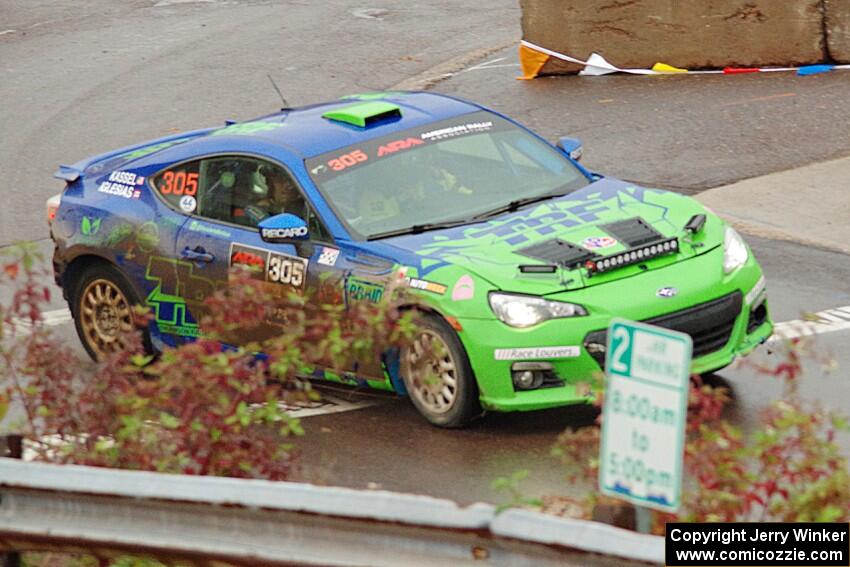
[582, 236, 618, 250]
[656, 287, 678, 298]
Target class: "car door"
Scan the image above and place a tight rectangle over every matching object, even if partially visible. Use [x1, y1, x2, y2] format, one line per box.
[157, 155, 351, 351]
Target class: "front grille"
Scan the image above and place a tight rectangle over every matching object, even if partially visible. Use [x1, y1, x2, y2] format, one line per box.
[600, 217, 663, 247]
[518, 239, 597, 269]
[583, 291, 743, 369]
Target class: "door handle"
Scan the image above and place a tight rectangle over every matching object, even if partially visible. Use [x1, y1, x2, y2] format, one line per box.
[181, 246, 215, 263]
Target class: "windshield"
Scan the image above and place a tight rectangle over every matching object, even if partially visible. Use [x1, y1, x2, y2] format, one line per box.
[306, 111, 590, 239]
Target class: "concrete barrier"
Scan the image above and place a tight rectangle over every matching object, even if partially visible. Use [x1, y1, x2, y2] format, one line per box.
[826, 0, 850, 61]
[520, 0, 838, 74]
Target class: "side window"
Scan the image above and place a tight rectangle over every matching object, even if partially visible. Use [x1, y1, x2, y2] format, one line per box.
[153, 157, 332, 241]
[152, 160, 201, 213]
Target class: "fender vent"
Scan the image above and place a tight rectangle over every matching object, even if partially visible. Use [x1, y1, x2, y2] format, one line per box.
[600, 217, 663, 247]
[518, 239, 597, 269]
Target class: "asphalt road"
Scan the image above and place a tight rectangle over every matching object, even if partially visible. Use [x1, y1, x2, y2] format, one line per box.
[434, 47, 850, 192]
[0, 0, 519, 244]
[2, 0, 850, 509]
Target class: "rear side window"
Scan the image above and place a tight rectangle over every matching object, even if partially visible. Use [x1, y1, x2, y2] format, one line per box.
[152, 161, 201, 213]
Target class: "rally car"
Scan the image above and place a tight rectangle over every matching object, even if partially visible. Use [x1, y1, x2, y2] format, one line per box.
[47, 91, 772, 427]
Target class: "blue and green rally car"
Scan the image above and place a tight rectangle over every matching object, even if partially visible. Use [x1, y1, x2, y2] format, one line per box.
[47, 92, 772, 427]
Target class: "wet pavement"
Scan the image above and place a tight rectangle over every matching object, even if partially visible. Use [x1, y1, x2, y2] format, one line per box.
[290, 235, 850, 505]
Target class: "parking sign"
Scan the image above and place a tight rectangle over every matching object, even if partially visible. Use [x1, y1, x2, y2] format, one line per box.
[599, 319, 692, 512]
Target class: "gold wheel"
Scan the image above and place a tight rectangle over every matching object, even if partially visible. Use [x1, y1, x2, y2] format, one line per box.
[401, 329, 459, 415]
[78, 278, 134, 360]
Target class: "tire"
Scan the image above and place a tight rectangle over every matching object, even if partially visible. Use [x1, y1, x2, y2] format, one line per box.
[70, 263, 150, 362]
[400, 312, 481, 428]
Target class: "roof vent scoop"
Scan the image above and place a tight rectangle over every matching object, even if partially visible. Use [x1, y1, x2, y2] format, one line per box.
[322, 101, 402, 128]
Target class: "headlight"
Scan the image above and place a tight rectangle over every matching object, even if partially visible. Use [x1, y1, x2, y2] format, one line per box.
[723, 226, 749, 273]
[489, 292, 588, 328]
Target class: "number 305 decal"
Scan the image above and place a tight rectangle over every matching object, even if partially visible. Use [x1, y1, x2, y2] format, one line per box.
[267, 252, 307, 288]
[160, 170, 199, 196]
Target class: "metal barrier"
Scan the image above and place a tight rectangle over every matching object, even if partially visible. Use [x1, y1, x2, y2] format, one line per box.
[0, 459, 664, 566]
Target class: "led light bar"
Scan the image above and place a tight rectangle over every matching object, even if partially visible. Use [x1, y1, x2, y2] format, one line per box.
[584, 237, 679, 275]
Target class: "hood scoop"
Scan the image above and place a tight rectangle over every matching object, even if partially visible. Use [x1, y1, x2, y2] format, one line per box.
[600, 217, 662, 247]
[518, 239, 597, 269]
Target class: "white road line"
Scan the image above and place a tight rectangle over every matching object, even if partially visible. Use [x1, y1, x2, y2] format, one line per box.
[278, 395, 380, 419]
[771, 312, 850, 341]
[462, 57, 521, 73]
[0, 30, 16, 36]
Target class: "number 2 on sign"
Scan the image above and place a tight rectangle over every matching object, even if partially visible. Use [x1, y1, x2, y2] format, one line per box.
[610, 326, 630, 373]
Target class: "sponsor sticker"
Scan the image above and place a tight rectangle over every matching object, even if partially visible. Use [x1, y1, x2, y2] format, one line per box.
[80, 216, 101, 236]
[261, 226, 309, 240]
[230, 243, 268, 271]
[377, 137, 423, 156]
[494, 346, 581, 360]
[656, 286, 678, 298]
[421, 121, 493, 141]
[406, 277, 447, 295]
[346, 277, 385, 303]
[98, 171, 144, 199]
[451, 274, 475, 301]
[179, 195, 197, 213]
[317, 246, 340, 267]
[582, 236, 618, 250]
[745, 274, 766, 305]
[266, 251, 307, 289]
[188, 220, 231, 238]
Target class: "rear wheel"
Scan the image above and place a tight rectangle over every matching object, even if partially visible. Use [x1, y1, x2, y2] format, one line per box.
[71, 264, 147, 361]
[401, 313, 481, 428]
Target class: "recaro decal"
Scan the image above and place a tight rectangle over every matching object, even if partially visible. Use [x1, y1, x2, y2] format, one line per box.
[261, 226, 309, 240]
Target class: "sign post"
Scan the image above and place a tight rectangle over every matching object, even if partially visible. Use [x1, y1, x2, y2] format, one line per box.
[599, 318, 692, 523]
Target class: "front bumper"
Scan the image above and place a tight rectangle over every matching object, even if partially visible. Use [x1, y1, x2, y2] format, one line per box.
[456, 245, 772, 412]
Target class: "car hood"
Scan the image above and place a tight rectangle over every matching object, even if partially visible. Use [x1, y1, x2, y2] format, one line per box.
[381, 178, 723, 295]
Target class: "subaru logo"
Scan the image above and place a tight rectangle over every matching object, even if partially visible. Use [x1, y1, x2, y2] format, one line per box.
[657, 287, 678, 298]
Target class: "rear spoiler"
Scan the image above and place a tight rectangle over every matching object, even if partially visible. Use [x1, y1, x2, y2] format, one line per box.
[54, 165, 83, 183]
[51, 126, 215, 184]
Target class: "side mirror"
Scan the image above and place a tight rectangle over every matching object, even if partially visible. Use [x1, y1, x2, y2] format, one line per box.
[259, 213, 310, 243]
[556, 136, 583, 162]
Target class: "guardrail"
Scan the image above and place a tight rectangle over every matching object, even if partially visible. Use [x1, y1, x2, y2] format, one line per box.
[0, 458, 664, 566]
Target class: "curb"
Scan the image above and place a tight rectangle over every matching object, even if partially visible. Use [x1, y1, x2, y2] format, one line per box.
[390, 40, 518, 91]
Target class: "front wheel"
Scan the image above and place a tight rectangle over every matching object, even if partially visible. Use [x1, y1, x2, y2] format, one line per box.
[400, 313, 481, 428]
